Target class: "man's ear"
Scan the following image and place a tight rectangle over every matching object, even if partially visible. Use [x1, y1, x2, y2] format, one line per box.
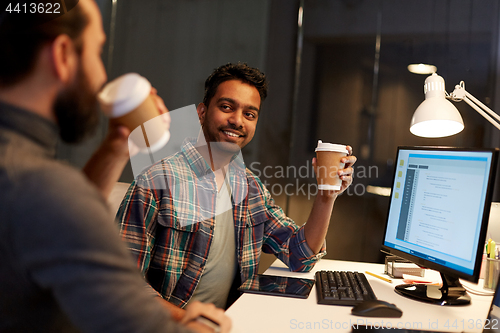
[197, 103, 207, 124]
[50, 34, 78, 84]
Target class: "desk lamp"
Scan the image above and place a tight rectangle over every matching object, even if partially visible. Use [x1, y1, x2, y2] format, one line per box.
[410, 73, 500, 138]
[410, 73, 500, 249]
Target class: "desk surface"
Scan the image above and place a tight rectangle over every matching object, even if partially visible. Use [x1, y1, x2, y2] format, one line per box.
[226, 259, 493, 333]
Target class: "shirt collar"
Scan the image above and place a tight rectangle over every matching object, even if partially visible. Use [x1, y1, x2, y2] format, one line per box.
[0, 101, 59, 156]
[181, 139, 213, 179]
[180, 139, 247, 178]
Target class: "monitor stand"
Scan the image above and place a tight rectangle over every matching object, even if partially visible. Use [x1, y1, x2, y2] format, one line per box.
[394, 272, 471, 306]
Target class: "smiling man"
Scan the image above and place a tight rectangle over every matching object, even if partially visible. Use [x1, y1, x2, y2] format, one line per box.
[116, 63, 357, 318]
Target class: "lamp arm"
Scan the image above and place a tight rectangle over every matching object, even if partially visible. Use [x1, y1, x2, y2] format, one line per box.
[462, 96, 500, 131]
[449, 82, 500, 131]
[464, 91, 500, 124]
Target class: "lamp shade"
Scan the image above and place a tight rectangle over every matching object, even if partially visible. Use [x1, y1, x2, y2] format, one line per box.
[407, 63, 437, 75]
[410, 73, 464, 138]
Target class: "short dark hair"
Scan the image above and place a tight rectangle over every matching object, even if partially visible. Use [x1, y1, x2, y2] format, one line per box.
[203, 63, 268, 107]
[0, 1, 88, 87]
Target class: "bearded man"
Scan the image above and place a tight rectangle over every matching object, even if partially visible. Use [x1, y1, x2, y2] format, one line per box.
[0, 1, 230, 332]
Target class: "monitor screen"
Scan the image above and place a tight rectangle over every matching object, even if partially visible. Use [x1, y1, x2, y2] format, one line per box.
[382, 146, 498, 305]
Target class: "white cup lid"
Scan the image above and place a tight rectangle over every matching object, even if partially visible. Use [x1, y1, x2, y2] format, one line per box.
[318, 184, 341, 190]
[97, 73, 151, 117]
[315, 140, 348, 154]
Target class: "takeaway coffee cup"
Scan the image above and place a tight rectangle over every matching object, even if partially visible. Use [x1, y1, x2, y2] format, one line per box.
[315, 140, 348, 190]
[97, 73, 170, 153]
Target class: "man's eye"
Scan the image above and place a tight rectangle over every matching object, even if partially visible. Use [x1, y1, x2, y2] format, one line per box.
[221, 105, 232, 111]
[245, 112, 256, 118]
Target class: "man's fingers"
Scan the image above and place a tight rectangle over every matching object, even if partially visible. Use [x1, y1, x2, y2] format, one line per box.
[181, 301, 231, 333]
[341, 155, 357, 165]
[150, 88, 168, 114]
[149, 89, 170, 129]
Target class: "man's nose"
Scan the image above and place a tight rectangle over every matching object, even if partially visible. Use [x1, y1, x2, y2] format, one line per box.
[228, 110, 244, 129]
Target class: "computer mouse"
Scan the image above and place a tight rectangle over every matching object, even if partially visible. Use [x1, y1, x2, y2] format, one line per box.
[351, 300, 403, 318]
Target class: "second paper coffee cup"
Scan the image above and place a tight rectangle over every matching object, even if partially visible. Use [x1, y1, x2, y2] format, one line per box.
[97, 73, 169, 153]
[315, 140, 348, 190]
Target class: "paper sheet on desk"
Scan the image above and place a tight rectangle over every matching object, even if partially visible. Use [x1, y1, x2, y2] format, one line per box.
[402, 273, 441, 285]
[403, 274, 494, 296]
[402, 273, 495, 296]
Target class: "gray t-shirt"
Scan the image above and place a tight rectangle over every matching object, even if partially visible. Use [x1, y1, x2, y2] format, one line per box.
[0, 102, 192, 333]
[189, 174, 237, 308]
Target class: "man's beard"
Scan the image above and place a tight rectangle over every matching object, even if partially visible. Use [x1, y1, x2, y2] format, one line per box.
[201, 122, 243, 155]
[53, 64, 100, 144]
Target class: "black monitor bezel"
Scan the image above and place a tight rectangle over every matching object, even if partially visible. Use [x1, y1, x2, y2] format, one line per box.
[381, 146, 498, 283]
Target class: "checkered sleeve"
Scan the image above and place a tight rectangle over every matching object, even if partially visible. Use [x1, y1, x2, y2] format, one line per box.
[115, 175, 159, 277]
[251, 176, 327, 272]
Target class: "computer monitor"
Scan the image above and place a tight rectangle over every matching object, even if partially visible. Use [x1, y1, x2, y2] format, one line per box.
[381, 146, 498, 305]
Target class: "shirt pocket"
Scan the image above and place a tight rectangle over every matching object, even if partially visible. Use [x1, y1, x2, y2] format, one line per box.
[248, 208, 268, 228]
[239, 207, 269, 278]
[244, 207, 269, 250]
[156, 207, 201, 233]
[152, 207, 200, 278]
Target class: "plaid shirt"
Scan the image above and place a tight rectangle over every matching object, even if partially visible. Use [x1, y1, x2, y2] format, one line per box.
[116, 140, 326, 308]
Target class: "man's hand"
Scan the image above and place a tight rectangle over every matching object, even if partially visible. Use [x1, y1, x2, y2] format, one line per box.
[180, 301, 231, 333]
[150, 87, 171, 135]
[117, 87, 171, 158]
[84, 88, 170, 198]
[305, 145, 357, 254]
[312, 145, 357, 198]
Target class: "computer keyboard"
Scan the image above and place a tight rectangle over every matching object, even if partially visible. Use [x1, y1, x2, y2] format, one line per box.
[315, 270, 377, 306]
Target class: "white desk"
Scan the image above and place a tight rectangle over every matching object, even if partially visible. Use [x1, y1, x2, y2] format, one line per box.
[226, 259, 493, 333]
